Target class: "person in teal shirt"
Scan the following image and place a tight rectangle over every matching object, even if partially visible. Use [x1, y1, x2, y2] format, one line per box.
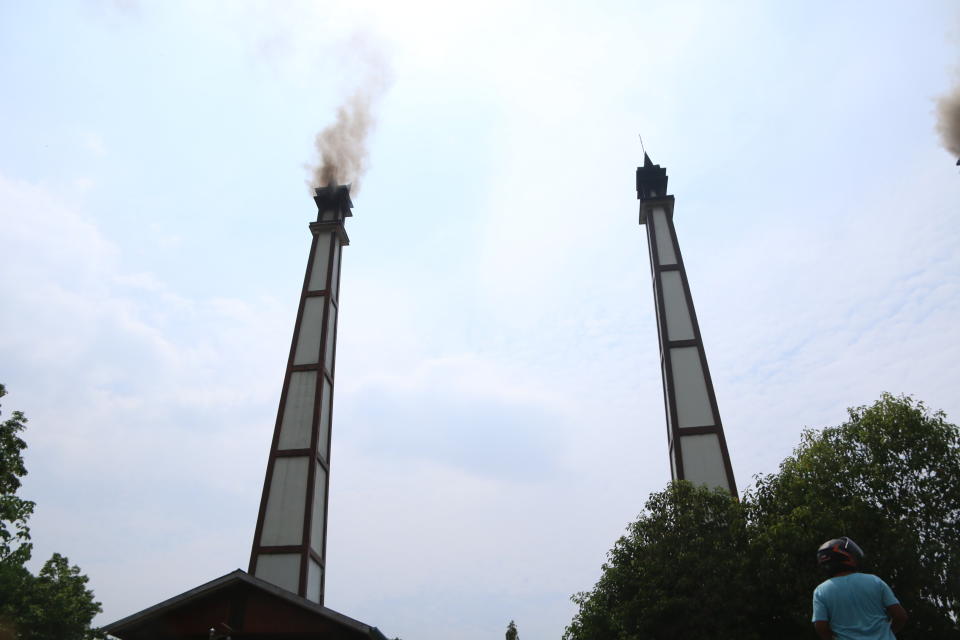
[812, 537, 908, 640]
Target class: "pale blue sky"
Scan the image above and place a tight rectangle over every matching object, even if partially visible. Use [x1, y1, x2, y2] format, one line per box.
[2, 2, 959, 639]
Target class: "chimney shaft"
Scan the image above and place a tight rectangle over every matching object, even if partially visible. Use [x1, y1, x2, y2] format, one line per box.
[636, 156, 737, 494]
[248, 185, 353, 604]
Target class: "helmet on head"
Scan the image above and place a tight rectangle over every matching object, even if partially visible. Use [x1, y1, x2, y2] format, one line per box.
[817, 537, 864, 576]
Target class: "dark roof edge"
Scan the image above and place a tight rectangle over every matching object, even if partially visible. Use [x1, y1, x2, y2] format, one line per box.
[103, 569, 248, 633]
[103, 569, 384, 638]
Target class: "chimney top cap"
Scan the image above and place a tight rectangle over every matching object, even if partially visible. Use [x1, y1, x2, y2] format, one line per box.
[636, 156, 668, 202]
[313, 182, 353, 218]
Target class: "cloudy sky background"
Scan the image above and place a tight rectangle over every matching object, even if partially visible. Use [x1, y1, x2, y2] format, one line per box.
[2, 1, 959, 638]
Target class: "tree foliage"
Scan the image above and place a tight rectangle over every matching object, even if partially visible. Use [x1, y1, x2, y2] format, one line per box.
[565, 482, 759, 640]
[505, 619, 518, 640]
[565, 394, 960, 640]
[0, 385, 104, 640]
[0, 384, 34, 567]
[748, 393, 960, 637]
[1, 554, 105, 640]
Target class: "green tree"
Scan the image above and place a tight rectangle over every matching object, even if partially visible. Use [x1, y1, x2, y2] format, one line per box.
[565, 394, 960, 640]
[0, 385, 104, 640]
[747, 393, 960, 638]
[0, 384, 34, 567]
[564, 482, 759, 640]
[505, 619, 518, 640]
[8, 554, 104, 640]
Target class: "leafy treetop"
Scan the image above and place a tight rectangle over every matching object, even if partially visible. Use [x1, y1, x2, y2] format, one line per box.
[0, 385, 104, 640]
[0, 383, 34, 566]
[565, 393, 960, 640]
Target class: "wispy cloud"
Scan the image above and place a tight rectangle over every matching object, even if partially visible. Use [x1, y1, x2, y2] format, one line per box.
[0, 171, 290, 610]
[79, 131, 107, 156]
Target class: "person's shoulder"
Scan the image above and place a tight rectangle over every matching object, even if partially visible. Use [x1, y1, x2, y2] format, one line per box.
[814, 578, 835, 594]
[852, 573, 898, 596]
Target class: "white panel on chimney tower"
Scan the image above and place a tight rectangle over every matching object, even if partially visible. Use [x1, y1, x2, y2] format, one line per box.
[261, 457, 309, 546]
[307, 559, 323, 603]
[660, 271, 694, 341]
[278, 371, 316, 450]
[318, 377, 331, 458]
[308, 233, 331, 292]
[255, 554, 301, 594]
[652, 209, 677, 265]
[293, 298, 324, 365]
[680, 433, 729, 489]
[330, 243, 341, 301]
[670, 346, 714, 427]
[310, 464, 327, 553]
[324, 303, 337, 373]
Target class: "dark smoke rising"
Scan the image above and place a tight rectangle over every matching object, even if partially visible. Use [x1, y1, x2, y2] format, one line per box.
[936, 84, 960, 159]
[309, 37, 390, 194]
[311, 91, 376, 190]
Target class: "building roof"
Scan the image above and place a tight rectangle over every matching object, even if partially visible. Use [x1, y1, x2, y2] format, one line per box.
[103, 569, 390, 640]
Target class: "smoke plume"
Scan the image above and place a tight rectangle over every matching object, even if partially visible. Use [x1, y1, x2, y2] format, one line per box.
[309, 38, 391, 194]
[311, 91, 376, 190]
[936, 84, 960, 160]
